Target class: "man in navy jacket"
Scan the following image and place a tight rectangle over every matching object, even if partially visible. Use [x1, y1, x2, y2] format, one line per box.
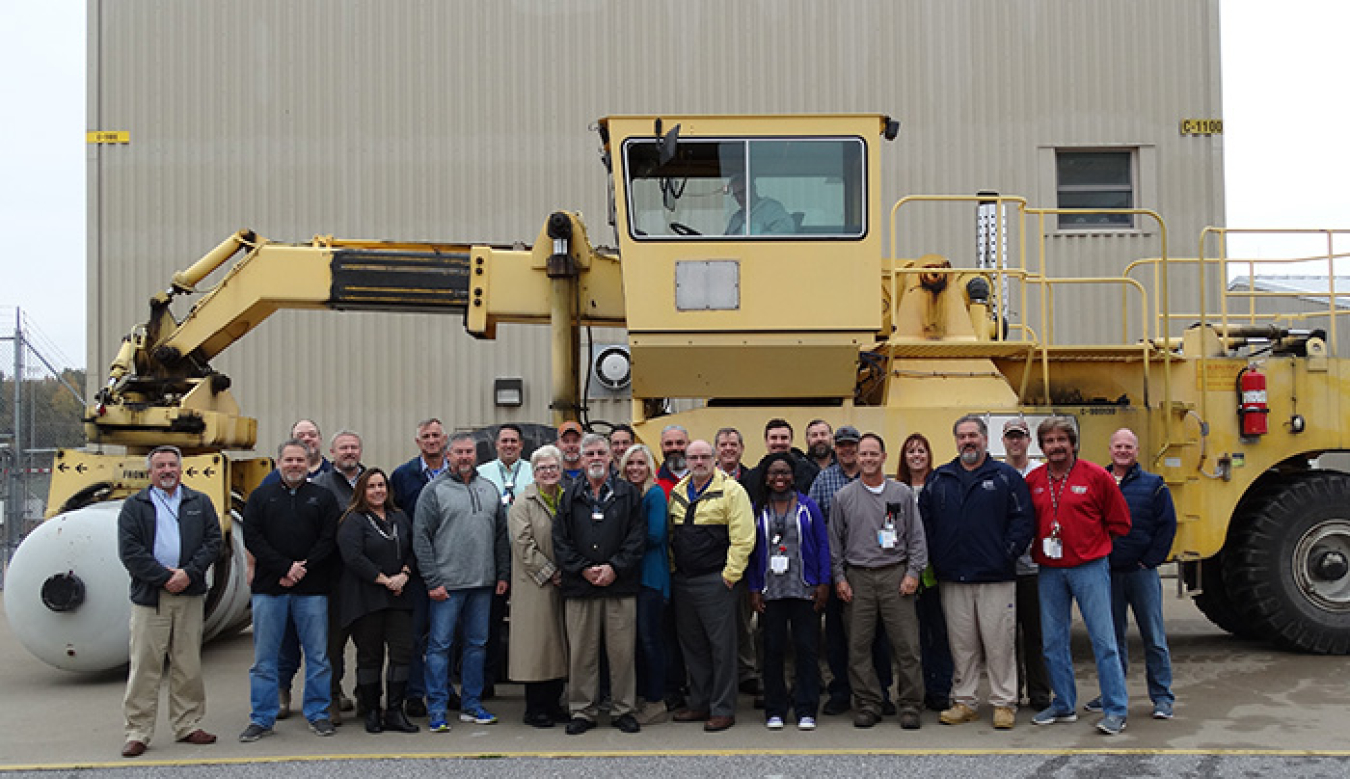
[919, 415, 1033, 730]
[1095, 428, 1177, 720]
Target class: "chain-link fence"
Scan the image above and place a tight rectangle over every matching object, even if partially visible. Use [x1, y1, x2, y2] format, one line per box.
[0, 309, 85, 587]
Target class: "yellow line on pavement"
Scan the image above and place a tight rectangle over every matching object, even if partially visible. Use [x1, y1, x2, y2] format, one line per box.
[6, 746, 1350, 771]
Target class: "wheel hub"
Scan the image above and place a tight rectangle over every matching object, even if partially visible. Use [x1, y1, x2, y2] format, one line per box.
[1294, 520, 1350, 611]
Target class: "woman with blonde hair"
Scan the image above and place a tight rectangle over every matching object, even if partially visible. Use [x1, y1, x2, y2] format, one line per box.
[619, 443, 670, 725]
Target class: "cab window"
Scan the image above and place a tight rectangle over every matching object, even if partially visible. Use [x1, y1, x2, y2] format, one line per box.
[623, 137, 865, 240]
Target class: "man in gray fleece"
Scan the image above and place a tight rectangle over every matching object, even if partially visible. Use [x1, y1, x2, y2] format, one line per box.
[829, 432, 928, 730]
[413, 432, 510, 731]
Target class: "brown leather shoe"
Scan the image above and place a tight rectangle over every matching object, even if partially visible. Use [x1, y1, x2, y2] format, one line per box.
[672, 708, 710, 722]
[703, 715, 735, 732]
[121, 740, 147, 758]
[178, 729, 217, 745]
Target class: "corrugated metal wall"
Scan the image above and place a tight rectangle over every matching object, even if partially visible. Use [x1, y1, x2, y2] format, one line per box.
[87, 0, 1224, 468]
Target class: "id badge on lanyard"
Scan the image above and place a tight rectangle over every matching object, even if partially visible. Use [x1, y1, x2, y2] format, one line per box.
[769, 535, 789, 575]
[878, 523, 898, 549]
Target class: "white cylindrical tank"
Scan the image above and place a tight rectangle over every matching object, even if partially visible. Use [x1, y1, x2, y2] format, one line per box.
[3, 500, 252, 672]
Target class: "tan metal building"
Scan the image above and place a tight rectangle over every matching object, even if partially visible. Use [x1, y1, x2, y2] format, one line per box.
[86, 0, 1225, 467]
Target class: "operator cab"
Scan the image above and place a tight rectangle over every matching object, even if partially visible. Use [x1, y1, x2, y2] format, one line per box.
[623, 136, 866, 240]
[599, 114, 895, 402]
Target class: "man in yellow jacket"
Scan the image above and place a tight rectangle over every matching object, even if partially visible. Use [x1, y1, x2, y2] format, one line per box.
[668, 439, 756, 732]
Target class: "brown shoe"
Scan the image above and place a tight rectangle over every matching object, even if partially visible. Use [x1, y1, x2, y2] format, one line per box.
[939, 702, 979, 725]
[178, 729, 217, 745]
[993, 706, 1016, 730]
[704, 715, 735, 732]
[121, 740, 147, 758]
[673, 708, 710, 722]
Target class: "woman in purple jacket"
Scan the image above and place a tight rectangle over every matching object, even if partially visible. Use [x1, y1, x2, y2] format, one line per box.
[747, 452, 831, 731]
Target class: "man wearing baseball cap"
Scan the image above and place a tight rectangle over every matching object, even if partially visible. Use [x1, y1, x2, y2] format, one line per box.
[557, 421, 586, 483]
[1002, 418, 1052, 712]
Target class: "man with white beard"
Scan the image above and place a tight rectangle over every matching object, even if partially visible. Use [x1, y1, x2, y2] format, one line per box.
[552, 434, 646, 735]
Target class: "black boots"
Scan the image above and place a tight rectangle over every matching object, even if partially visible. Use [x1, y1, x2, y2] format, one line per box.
[357, 682, 384, 733]
[383, 679, 420, 733]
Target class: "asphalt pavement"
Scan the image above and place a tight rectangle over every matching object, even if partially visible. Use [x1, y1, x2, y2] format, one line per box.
[3, 576, 1349, 777]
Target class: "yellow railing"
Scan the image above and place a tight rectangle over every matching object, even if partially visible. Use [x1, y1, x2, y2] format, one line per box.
[887, 197, 1164, 408]
[1199, 228, 1346, 358]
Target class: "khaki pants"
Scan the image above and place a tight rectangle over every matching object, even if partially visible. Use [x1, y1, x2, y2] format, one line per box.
[565, 596, 637, 720]
[845, 564, 922, 715]
[123, 593, 207, 743]
[940, 580, 1019, 709]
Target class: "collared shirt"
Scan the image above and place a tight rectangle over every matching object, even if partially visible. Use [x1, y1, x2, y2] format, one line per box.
[807, 462, 860, 519]
[150, 486, 182, 570]
[477, 458, 534, 505]
[421, 456, 446, 482]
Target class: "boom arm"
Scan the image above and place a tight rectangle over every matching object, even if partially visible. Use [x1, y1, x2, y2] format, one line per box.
[90, 215, 624, 452]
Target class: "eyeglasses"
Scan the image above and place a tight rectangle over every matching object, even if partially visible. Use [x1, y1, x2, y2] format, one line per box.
[1003, 431, 1027, 439]
[687, 453, 713, 461]
[534, 464, 561, 473]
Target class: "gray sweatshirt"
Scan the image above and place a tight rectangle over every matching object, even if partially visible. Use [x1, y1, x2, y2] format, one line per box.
[828, 478, 927, 583]
[413, 470, 509, 592]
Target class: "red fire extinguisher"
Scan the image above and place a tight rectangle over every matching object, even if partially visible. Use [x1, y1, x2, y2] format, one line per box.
[1238, 364, 1269, 437]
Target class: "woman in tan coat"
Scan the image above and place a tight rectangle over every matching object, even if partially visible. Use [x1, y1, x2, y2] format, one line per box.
[508, 444, 570, 727]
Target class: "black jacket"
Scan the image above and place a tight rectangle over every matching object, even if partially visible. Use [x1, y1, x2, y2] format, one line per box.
[553, 476, 646, 598]
[243, 480, 341, 596]
[118, 485, 223, 607]
[337, 508, 415, 627]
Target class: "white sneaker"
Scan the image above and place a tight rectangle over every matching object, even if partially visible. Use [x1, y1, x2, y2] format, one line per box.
[766, 716, 785, 730]
[797, 716, 816, 731]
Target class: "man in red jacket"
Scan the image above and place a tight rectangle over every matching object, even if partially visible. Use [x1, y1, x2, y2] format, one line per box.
[1024, 417, 1131, 736]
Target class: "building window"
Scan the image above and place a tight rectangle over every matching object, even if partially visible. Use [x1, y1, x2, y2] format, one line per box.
[1056, 149, 1135, 229]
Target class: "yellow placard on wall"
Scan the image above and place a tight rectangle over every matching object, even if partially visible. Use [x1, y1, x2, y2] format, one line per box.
[1197, 359, 1244, 391]
[86, 130, 130, 144]
[1180, 119, 1223, 135]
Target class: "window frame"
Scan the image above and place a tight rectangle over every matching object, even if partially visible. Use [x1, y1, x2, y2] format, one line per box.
[619, 135, 869, 242]
[1054, 148, 1139, 231]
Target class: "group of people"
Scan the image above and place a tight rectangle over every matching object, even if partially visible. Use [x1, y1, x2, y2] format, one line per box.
[115, 413, 1178, 756]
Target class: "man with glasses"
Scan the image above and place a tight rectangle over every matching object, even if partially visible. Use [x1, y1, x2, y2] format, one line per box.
[668, 440, 756, 732]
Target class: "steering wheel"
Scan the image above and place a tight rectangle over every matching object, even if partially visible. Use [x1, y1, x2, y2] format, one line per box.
[668, 221, 701, 236]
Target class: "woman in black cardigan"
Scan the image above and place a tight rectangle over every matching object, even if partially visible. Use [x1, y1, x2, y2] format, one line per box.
[337, 467, 419, 733]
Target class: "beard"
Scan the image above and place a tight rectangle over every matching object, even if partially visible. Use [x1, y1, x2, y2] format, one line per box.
[809, 442, 832, 460]
[960, 448, 980, 465]
[586, 462, 609, 480]
[664, 453, 687, 473]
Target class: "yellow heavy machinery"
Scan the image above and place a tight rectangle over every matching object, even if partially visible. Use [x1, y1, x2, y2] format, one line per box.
[6, 113, 1349, 671]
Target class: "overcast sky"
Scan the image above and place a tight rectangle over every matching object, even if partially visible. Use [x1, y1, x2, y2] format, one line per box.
[1, 1, 1347, 371]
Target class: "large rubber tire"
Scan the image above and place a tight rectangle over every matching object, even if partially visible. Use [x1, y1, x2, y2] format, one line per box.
[1224, 471, 1350, 654]
[1192, 554, 1266, 640]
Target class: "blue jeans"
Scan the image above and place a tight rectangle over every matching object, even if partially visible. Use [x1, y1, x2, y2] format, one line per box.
[1111, 567, 1174, 705]
[277, 621, 302, 691]
[917, 583, 954, 706]
[636, 586, 666, 704]
[249, 594, 331, 726]
[426, 586, 491, 718]
[1038, 558, 1128, 718]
